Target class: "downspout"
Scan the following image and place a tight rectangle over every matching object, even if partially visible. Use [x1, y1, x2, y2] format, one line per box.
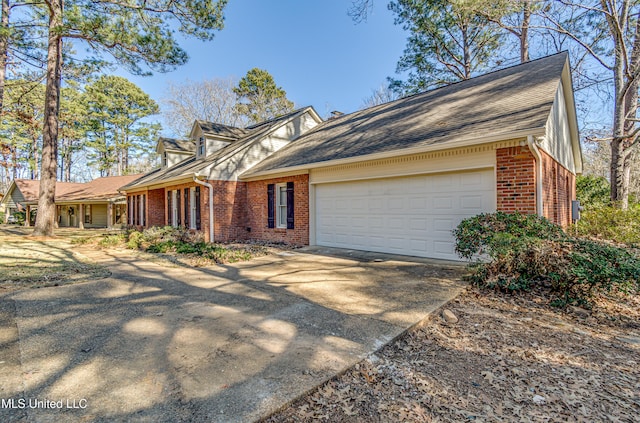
[527, 135, 543, 217]
[193, 175, 214, 243]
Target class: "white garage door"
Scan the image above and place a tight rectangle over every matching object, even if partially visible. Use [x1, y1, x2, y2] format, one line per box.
[314, 169, 495, 260]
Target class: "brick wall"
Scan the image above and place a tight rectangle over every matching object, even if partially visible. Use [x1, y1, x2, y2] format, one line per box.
[246, 174, 309, 245]
[148, 188, 165, 227]
[496, 146, 576, 227]
[208, 180, 249, 242]
[540, 149, 575, 228]
[496, 146, 537, 214]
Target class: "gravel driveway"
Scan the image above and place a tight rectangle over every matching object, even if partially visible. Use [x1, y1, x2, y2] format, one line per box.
[0, 245, 464, 422]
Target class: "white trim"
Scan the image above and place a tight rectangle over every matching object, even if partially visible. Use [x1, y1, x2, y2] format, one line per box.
[527, 135, 544, 216]
[275, 183, 287, 229]
[310, 165, 495, 185]
[242, 128, 545, 179]
[171, 190, 178, 228]
[139, 194, 145, 226]
[193, 176, 215, 243]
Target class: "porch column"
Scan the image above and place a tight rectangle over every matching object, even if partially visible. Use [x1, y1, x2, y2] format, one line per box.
[25, 205, 31, 227]
[78, 204, 84, 229]
[107, 203, 113, 229]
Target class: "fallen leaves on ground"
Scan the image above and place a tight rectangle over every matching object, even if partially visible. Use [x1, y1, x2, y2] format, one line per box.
[263, 287, 640, 422]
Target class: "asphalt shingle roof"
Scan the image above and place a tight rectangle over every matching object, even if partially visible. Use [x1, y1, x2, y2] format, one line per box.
[197, 121, 249, 139]
[159, 137, 195, 153]
[245, 52, 569, 176]
[120, 108, 315, 190]
[12, 175, 142, 203]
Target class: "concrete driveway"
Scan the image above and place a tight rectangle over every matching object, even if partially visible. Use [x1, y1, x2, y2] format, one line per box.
[0, 246, 465, 422]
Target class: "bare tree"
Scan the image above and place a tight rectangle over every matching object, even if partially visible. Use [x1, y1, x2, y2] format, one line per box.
[360, 83, 401, 108]
[162, 77, 247, 137]
[543, 1, 640, 209]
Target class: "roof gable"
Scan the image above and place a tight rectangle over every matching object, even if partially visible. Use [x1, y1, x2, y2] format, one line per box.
[156, 137, 195, 154]
[121, 107, 323, 190]
[245, 52, 573, 177]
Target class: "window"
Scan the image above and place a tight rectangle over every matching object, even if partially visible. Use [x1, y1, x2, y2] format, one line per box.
[190, 187, 197, 229]
[84, 205, 91, 224]
[197, 137, 205, 156]
[162, 152, 168, 167]
[268, 182, 294, 230]
[276, 183, 287, 228]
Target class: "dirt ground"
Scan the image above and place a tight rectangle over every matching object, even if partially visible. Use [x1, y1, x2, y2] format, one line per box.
[2, 225, 639, 422]
[263, 287, 640, 422]
[0, 226, 110, 291]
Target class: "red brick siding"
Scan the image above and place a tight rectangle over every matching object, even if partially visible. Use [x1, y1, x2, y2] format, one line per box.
[496, 147, 537, 214]
[147, 188, 165, 227]
[540, 149, 575, 228]
[208, 180, 249, 242]
[246, 174, 309, 245]
[496, 146, 576, 228]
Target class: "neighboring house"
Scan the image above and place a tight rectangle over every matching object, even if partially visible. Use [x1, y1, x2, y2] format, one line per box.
[122, 52, 582, 261]
[1, 175, 142, 228]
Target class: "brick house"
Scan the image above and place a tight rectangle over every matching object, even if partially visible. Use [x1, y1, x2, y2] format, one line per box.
[1, 175, 141, 227]
[121, 52, 582, 261]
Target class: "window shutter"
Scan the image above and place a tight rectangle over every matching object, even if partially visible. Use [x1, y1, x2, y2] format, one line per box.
[286, 182, 294, 229]
[184, 188, 189, 228]
[134, 195, 138, 226]
[127, 196, 132, 226]
[267, 184, 275, 228]
[142, 195, 146, 226]
[176, 189, 181, 226]
[167, 190, 172, 226]
[195, 186, 201, 230]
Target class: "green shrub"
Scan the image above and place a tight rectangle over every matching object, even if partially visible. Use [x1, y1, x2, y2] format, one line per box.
[453, 211, 565, 260]
[146, 241, 176, 253]
[455, 212, 640, 306]
[571, 205, 640, 245]
[126, 230, 144, 249]
[99, 233, 126, 247]
[576, 175, 610, 209]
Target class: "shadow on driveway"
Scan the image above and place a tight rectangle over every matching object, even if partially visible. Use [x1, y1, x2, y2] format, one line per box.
[1, 245, 466, 422]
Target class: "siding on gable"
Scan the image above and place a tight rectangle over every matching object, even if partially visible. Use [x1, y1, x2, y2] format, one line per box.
[542, 82, 576, 174]
[205, 112, 321, 181]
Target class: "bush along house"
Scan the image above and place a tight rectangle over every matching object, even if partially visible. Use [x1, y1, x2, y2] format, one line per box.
[120, 52, 582, 261]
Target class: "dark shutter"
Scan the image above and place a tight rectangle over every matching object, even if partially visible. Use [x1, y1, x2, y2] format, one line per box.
[134, 195, 139, 226]
[167, 190, 172, 226]
[195, 186, 201, 230]
[176, 189, 181, 227]
[286, 182, 294, 229]
[267, 184, 275, 228]
[127, 196, 131, 226]
[142, 195, 146, 226]
[184, 188, 189, 228]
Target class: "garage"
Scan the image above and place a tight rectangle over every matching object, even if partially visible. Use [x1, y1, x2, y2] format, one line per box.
[314, 168, 496, 260]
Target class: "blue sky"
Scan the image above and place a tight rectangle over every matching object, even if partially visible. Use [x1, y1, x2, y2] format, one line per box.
[116, 1, 407, 133]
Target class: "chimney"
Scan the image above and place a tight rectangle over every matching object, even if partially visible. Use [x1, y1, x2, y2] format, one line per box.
[329, 110, 344, 119]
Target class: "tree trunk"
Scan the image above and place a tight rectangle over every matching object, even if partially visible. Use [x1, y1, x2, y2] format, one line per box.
[64, 143, 71, 182]
[462, 24, 471, 79]
[0, 0, 9, 113]
[520, 0, 530, 63]
[32, 0, 63, 237]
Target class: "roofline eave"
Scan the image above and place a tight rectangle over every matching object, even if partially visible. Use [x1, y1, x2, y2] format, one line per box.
[240, 127, 547, 180]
